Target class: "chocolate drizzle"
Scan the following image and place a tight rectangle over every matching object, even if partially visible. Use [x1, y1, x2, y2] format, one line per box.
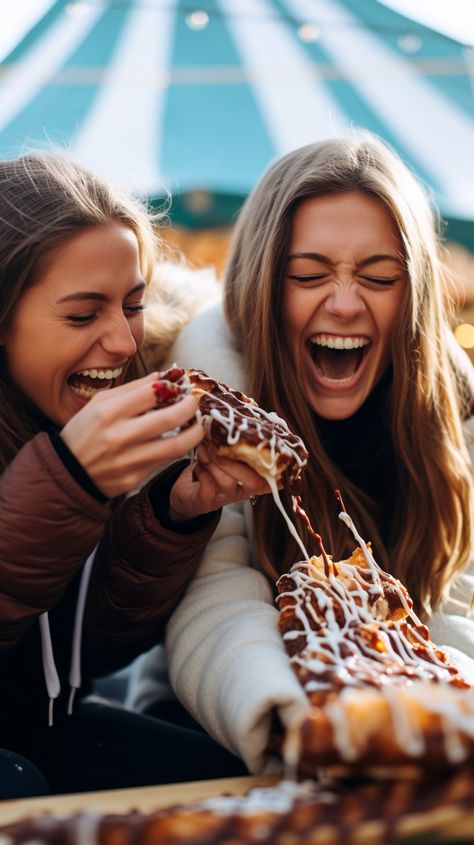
[159, 366, 308, 488]
[276, 511, 474, 767]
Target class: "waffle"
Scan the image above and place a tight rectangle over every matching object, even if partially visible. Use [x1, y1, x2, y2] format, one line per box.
[158, 366, 308, 489]
[276, 512, 474, 771]
[2, 769, 473, 844]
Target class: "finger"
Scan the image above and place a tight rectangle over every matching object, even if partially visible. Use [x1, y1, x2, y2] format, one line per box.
[98, 371, 160, 400]
[101, 397, 202, 462]
[90, 379, 198, 437]
[89, 372, 190, 422]
[201, 452, 269, 495]
[103, 420, 205, 491]
[133, 394, 201, 442]
[192, 458, 248, 498]
[195, 442, 269, 494]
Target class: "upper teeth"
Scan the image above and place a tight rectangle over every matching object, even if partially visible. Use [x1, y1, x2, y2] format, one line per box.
[76, 367, 123, 380]
[310, 335, 369, 350]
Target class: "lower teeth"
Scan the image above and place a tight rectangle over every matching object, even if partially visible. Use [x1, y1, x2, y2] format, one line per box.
[70, 383, 112, 399]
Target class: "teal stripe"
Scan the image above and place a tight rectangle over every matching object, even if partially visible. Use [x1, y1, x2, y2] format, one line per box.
[338, 0, 473, 118]
[276, 0, 443, 194]
[0, 5, 130, 158]
[160, 0, 275, 194]
[0, 0, 65, 65]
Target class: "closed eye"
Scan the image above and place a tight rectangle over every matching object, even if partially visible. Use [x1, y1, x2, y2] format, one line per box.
[358, 276, 399, 286]
[124, 303, 146, 314]
[288, 274, 329, 283]
[67, 302, 146, 325]
[67, 313, 96, 324]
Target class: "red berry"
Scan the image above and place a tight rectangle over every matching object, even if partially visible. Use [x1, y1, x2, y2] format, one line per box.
[152, 381, 182, 407]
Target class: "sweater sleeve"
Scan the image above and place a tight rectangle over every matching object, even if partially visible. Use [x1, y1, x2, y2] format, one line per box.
[81, 464, 221, 674]
[161, 504, 308, 774]
[138, 305, 308, 773]
[0, 433, 110, 653]
[425, 418, 474, 681]
[427, 556, 474, 682]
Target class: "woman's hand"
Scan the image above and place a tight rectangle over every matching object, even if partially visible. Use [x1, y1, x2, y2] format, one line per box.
[61, 372, 204, 498]
[168, 442, 269, 522]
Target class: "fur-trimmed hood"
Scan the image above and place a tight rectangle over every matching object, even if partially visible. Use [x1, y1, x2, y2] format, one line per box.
[142, 260, 222, 370]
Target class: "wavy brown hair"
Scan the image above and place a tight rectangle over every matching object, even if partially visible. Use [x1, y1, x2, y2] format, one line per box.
[223, 134, 474, 614]
[0, 152, 162, 472]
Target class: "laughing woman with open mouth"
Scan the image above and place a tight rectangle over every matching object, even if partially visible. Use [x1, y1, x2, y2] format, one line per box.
[0, 153, 270, 797]
[129, 132, 474, 775]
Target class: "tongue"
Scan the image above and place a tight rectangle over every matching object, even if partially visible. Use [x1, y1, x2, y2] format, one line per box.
[314, 347, 363, 380]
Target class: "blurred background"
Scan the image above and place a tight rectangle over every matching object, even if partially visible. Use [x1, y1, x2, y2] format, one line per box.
[0, 0, 473, 352]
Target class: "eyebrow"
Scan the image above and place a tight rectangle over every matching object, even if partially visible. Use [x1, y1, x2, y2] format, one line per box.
[56, 281, 146, 304]
[356, 254, 404, 269]
[287, 251, 403, 267]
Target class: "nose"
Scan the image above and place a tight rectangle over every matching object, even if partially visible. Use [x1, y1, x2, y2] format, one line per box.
[99, 314, 138, 359]
[324, 282, 365, 322]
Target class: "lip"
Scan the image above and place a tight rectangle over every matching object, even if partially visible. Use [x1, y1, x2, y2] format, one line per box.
[305, 336, 372, 393]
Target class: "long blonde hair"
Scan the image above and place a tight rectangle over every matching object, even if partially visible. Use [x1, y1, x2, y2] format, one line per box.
[224, 134, 474, 614]
[0, 152, 162, 472]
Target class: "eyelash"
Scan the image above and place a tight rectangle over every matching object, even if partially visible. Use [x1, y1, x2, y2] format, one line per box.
[359, 276, 398, 286]
[67, 304, 146, 324]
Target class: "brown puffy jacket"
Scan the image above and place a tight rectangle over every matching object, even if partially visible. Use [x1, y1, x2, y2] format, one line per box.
[0, 432, 219, 733]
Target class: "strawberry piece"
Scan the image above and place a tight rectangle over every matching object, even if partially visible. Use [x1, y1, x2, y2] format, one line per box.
[152, 381, 182, 408]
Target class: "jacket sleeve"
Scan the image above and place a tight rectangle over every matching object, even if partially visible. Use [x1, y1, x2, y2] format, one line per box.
[162, 503, 308, 775]
[0, 433, 110, 654]
[82, 466, 221, 674]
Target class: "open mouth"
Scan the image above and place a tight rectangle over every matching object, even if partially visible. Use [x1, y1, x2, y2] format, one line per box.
[68, 366, 124, 400]
[309, 335, 370, 383]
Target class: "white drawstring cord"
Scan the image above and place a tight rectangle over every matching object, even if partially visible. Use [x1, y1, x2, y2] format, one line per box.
[39, 545, 98, 725]
[68, 546, 97, 715]
[38, 612, 61, 727]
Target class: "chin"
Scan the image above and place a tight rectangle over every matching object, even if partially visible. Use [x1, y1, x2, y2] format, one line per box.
[309, 393, 368, 421]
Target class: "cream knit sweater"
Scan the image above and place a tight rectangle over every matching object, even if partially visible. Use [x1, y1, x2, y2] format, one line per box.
[128, 301, 474, 774]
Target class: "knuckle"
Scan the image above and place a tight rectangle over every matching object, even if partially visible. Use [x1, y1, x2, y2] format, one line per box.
[92, 403, 112, 427]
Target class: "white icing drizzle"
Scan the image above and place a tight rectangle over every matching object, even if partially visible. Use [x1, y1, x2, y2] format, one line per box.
[383, 685, 426, 758]
[188, 369, 307, 484]
[325, 696, 359, 761]
[71, 813, 102, 845]
[277, 509, 474, 764]
[266, 475, 311, 562]
[338, 511, 423, 624]
[197, 779, 334, 816]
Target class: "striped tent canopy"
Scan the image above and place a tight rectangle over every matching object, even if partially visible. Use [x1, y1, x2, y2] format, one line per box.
[1, 0, 473, 247]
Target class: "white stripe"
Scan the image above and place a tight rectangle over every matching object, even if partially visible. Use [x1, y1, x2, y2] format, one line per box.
[0, 5, 103, 134]
[287, 0, 474, 218]
[0, 0, 55, 61]
[217, 0, 349, 156]
[72, 2, 177, 195]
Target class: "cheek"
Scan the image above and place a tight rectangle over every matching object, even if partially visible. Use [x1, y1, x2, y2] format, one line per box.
[282, 290, 308, 348]
[132, 316, 145, 347]
[376, 302, 402, 366]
